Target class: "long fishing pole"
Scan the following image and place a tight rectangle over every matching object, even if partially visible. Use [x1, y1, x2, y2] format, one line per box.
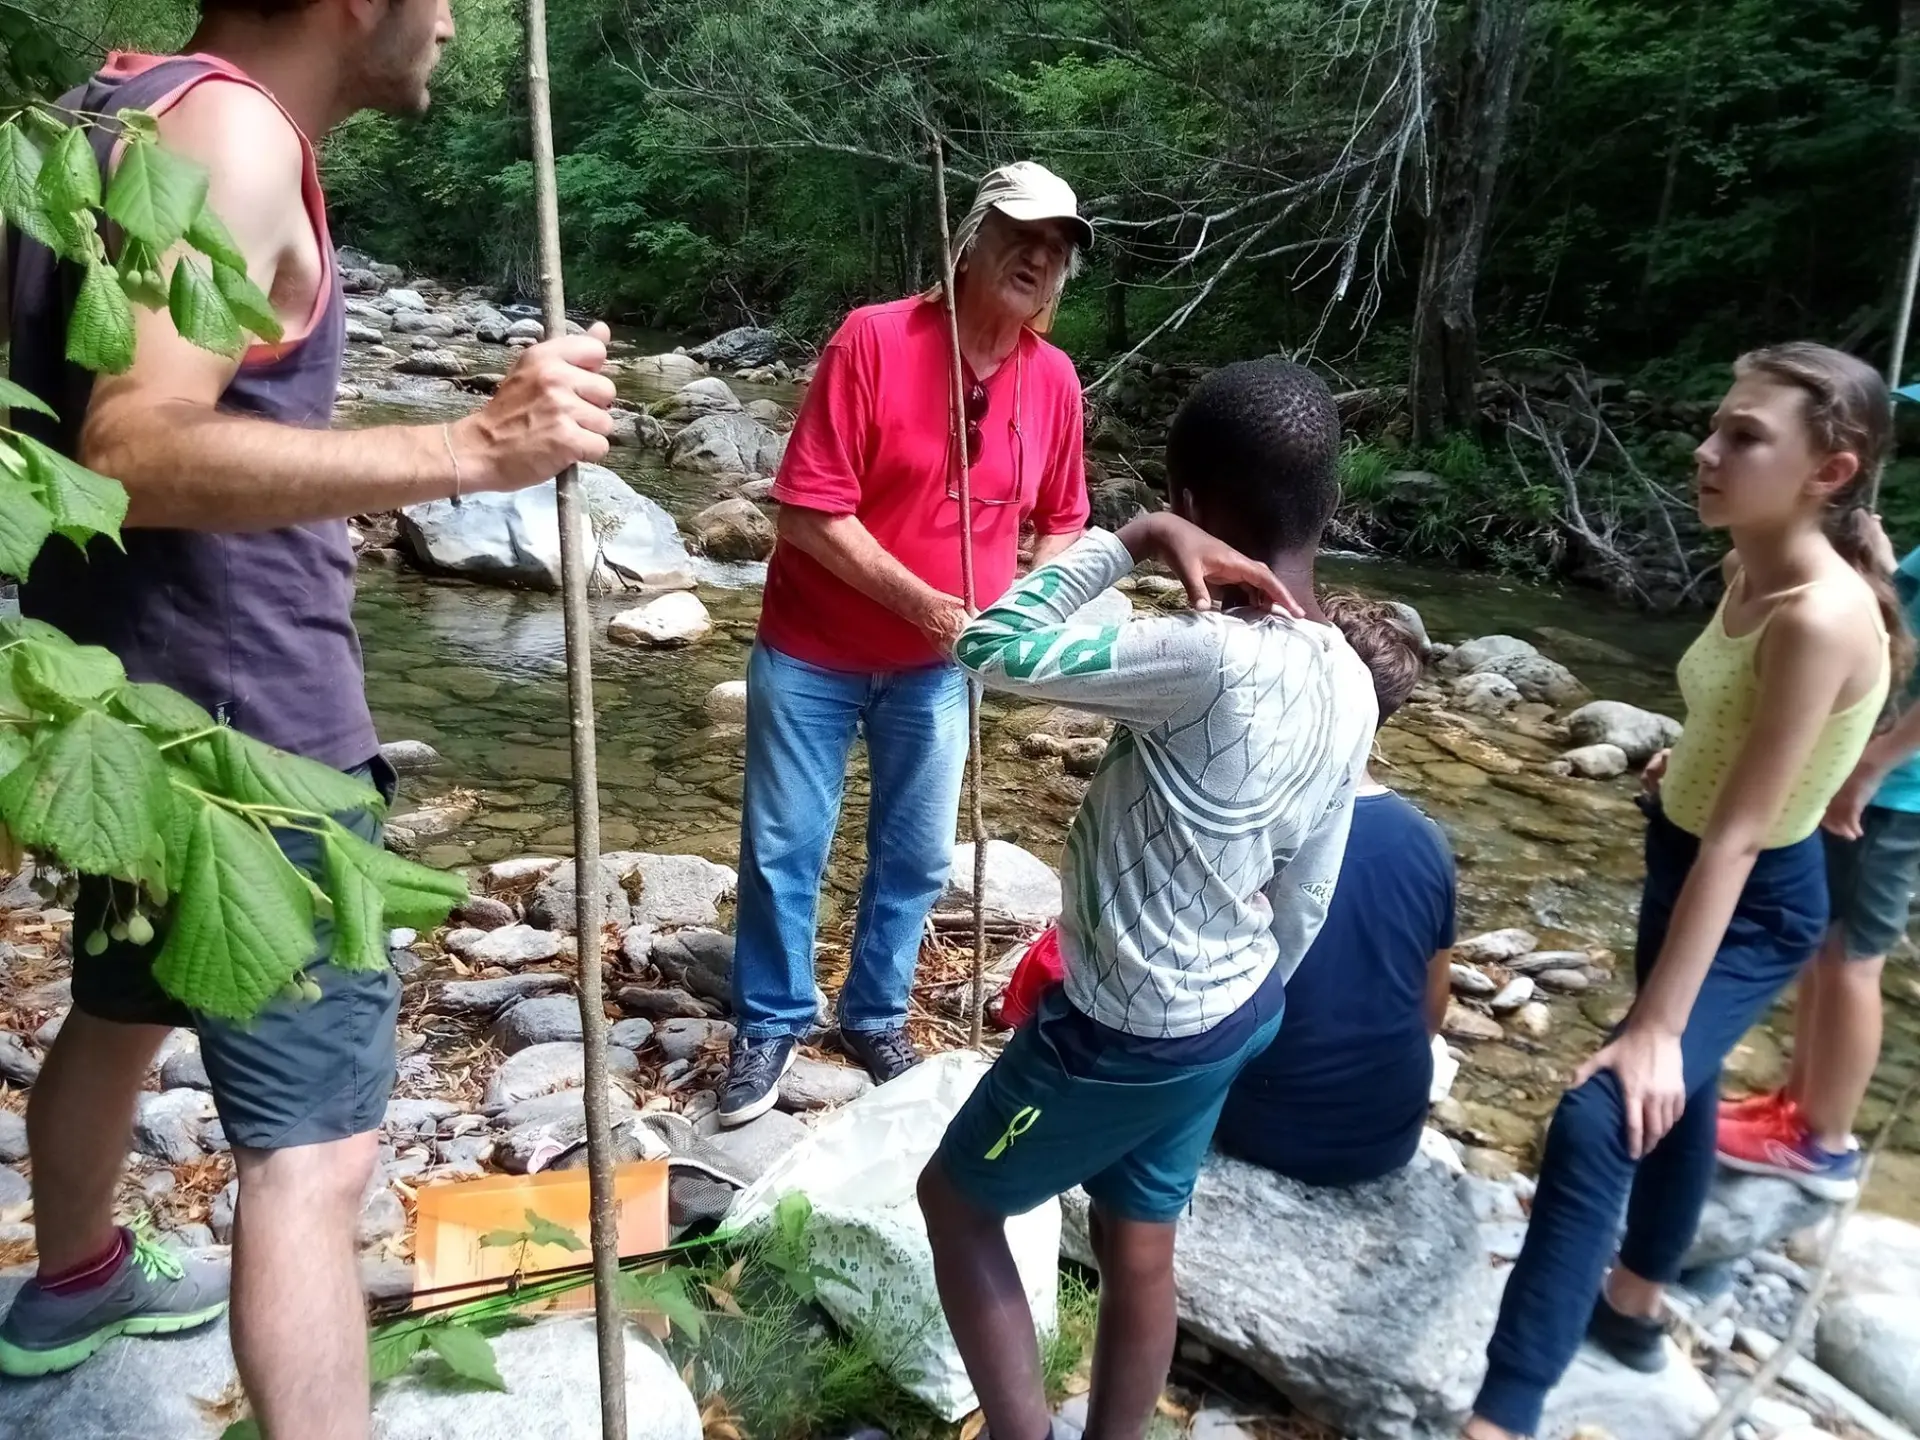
[520, 1, 625, 1433]
[929, 130, 991, 1048]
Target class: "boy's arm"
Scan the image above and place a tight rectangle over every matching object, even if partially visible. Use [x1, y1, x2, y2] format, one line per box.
[953, 527, 1221, 730]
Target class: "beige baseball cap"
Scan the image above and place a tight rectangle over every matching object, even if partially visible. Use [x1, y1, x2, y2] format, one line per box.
[969, 161, 1093, 250]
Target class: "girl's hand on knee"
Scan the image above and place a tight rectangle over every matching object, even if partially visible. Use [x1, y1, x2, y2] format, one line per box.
[1574, 1025, 1686, 1159]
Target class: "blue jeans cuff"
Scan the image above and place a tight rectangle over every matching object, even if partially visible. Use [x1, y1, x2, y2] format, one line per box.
[1474, 1361, 1546, 1438]
[838, 1017, 908, 1035]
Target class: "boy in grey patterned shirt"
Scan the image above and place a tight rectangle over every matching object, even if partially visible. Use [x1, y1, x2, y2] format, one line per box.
[920, 360, 1377, 1440]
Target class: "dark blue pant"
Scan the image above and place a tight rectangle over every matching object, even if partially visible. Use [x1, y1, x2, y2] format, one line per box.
[1474, 805, 1826, 1435]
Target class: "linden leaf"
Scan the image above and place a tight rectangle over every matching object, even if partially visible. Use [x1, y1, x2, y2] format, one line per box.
[18, 436, 128, 549]
[112, 682, 215, 738]
[320, 826, 387, 972]
[104, 136, 208, 251]
[322, 818, 467, 930]
[0, 709, 169, 880]
[151, 800, 316, 1021]
[169, 256, 244, 359]
[182, 726, 382, 817]
[214, 261, 282, 345]
[0, 473, 54, 576]
[10, 636, 125, 710]
[423, 1325, 506, 1393]
[67, 260, 137, 375]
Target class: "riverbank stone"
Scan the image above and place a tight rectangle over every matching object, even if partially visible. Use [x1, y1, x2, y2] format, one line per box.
[1438, 635, 1538, 675]
[1816, 1295, 1920, 1429]
[1562, 742, 1628, 779]
[428, 973, 571, 1016]
[490, 996, 587, 1053]
[1449, 672, 1522, 718]
[1682, 1171, 1834, 1270]
[706, 1108, 808, 1184]
[1060, 1150, 1505, 1439]
[450, 923, 562, 969]
[1564, 700, 1683, 765]
[483, 1041, 639, 1109]
[945, 841, 1062, 924]
[688, 325, 781, 370]
[778, 1057, 872, 1111]
[705, 680, 749, 723]
[1535, 1340, 1718, 1439]
[1454, 929, 1538, 964]
[651, 929, 734, 1004]
[668, 411, 787, 477]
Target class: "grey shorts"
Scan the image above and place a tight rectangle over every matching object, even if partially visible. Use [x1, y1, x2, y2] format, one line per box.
[73, 756, 401, 1150]
[1823, 805, 1920, 960]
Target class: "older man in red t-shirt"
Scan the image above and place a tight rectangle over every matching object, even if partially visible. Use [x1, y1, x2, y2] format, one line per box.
[721, 163, 1092, 1123]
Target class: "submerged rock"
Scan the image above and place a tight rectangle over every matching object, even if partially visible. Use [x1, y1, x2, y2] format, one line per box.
[399, 463, 695, 593]
[609, 592, 713, 647]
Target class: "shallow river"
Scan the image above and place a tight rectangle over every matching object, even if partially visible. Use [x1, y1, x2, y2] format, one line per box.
[341, 330, 1920, 1216]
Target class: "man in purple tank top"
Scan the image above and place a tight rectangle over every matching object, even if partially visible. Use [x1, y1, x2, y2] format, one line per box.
[0, 1, 616, 1430]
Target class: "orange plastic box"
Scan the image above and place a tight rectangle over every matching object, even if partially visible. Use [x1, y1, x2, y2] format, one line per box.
[412, 1160, 669, 1313]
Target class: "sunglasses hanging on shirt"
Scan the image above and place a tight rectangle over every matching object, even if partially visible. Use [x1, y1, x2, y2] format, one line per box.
[949, 347, 1025, 508]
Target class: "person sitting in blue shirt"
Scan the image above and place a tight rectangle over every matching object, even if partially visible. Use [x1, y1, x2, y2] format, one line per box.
[1215, 593, 1457, 1187]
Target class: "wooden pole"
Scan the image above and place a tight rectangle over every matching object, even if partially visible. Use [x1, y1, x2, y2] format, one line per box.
[521, 3, 625, 1434]
[929, 131, 991, 1048]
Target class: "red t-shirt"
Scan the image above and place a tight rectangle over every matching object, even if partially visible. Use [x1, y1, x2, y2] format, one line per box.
[759, 296, 1090, 671]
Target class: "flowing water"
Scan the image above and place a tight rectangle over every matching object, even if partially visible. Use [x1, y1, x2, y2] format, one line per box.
[341, 330, 1920, 1216]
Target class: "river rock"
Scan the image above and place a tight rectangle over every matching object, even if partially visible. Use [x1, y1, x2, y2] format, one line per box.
[1513, 1001, 1553, 1038]
[1061, 737, 1107, 776]
[528, 858, 636, 933]
[1562, 743, 1628, 779]
[610, 592, 713, 647]
[656, 1018, 734, 1064]
[744, 399, 791, 430]
[1816, 1296, 1920, 1428]
[133, 1089, 219, 1164]
[473, 310, 511, 344]
[1443, 1002, 1504, 1043]
[358, 1185, 407, 1249]
[1564, 700, 1683, 765]
[452, 923, 562, 969]
[1682, 1171, 1834, 1270]
[400, 462, 694, 593]
[1450, 964, 1499, 997]
[391, 310, 461, 338]
[0, 1032, 41, 1085]
[629, 352, 703, 384]
[706, 1108, 808, 1184]
[483, 1041, 638, 1109]
[1534, 968, 1589, 994]
[1386, 601, 1431, 653]
[160, 1043, 212, 1091]
[490, 996, 587, 1053]
[618, 984, 711, 1021]
[688, 325, 780, 370]
[384, 1097, 459, 1138]
[493, 1087, 638, 1133]
[395, 348, 466, 378]
[1451, 672, 1523, 718]
[1535, 1340, 1718, 1440]
[1060, 1151, 1504, 1438]
[778, 1057, 872, 1112]
[346, 319, 385, 344]
[1454, 929, 1538, 964]
[609, 1018, 654, 1051]
[1489, 976, 1535, 1013]
[690, 497, 776, 561]
[1472, 651, 1588, 708]
[651, 929, 733, 1004]
[945, 840, 1062, 924]
[608, 407, 669, 449]
[0, 1269, 243, 1440]
[668, 411, 788, 477]
[1438, 635, 1539, 676]
[704, 680, 749, 723]
[488, 855, 564, 887]
[428, 973, 571, 1016]
[373, 1313, 700, 1440]
[0, 1166, 27, 1210]
[0, 1110, 27, 1163]
[384, 287, 428, 311]
[505, 316, 546, 341]
[380, 739, 442, 774]
[1825, 1213, 1920, 1303]
[662, 376, 744, 421]
[454, 895, 517, 930]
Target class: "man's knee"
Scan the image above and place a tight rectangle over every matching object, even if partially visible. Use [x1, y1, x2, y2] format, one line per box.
[236, 1132, 380, 1225]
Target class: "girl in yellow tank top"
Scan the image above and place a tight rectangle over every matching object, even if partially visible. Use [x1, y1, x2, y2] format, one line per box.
[1466, 343, 1905, 1440]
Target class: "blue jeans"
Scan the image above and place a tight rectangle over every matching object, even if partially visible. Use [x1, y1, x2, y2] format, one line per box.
[732, 642, 970, 1039]
[1475, 803, 1827, 1436]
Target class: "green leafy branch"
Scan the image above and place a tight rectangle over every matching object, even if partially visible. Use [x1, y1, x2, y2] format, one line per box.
[0, 105, 468, 1020]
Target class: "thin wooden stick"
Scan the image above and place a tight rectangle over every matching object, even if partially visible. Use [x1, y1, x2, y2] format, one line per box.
[521, 3, 625, 1435]
[930, 130, 991, 1048]
[1693, 1071, 1920, 1440]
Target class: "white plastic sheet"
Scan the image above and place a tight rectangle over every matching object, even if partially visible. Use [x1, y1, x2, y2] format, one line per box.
[729, 1050, 1061, 1420]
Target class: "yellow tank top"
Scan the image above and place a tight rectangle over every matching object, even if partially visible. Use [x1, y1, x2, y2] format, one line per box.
[1662, 573, 1889, 847]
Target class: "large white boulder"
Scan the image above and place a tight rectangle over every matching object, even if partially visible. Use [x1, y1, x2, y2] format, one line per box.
[1564, 700, 1683, 765]
[668, 411, 788, 478]
[944, 840, 1061, 924]
[398, 463, 693, 593]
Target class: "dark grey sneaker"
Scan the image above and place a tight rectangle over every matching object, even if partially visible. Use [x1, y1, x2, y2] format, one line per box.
[0, 1230, 229, 1377]
[838, 1026, 921, 1084]
[718, 1034, 798, 1128]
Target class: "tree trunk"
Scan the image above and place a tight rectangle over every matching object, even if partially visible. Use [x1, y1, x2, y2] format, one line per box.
[1105, 247, 1132, 354]
[1410, 0, 1531, 445]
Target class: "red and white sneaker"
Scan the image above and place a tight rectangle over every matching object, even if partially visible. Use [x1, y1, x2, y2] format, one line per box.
[1717, 1100, 1861, 1201]
[1717, 1088, 1788, 1125]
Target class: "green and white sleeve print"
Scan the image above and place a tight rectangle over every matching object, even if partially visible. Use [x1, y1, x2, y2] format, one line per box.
[953, 529, 1223, 731]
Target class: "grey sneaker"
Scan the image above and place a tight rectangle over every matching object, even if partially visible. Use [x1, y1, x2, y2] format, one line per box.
[0, 1229, 229, 1377]
[718, 1035, 797, 1128]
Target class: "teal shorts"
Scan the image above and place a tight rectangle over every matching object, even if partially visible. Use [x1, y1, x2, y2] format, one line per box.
[1824, 805, 1920, 959]
[934, 988, 1283, 1224]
